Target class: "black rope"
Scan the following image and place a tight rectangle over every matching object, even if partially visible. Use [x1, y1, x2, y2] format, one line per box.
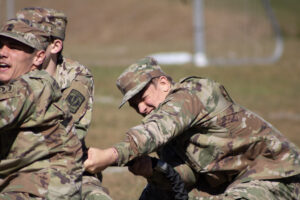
[151, 158, 188, 200]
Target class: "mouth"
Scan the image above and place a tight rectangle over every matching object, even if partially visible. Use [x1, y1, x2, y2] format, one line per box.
[0, 62, 10, 71]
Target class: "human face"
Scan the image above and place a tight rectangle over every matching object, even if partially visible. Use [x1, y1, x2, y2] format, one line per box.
[0, 37, 37, 83]
[129, 78, 169, 117]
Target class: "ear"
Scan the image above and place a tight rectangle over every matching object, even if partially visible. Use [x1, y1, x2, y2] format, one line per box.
[49, 39, 63, 54]
[158, 76, 171, 92]
[32, 50, 46, 67]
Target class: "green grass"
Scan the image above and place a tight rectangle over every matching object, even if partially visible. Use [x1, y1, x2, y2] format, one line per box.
[84, 1, 300, 196]
[1, 0, 300, 199]
[87, 39, 300, 199]
[88, 42, 300, 148]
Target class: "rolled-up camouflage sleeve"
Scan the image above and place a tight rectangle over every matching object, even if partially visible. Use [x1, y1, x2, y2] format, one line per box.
[114, 89, 206, 166]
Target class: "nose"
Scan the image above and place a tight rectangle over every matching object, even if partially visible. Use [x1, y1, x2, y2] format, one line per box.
[0, 44, 9, 58]
[138, 102, 148, 115]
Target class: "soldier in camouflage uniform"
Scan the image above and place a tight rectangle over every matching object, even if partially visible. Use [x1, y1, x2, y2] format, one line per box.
[85, 57, 300, 199]
[0, 18, 83, 199]
[16, 7, 112, 200]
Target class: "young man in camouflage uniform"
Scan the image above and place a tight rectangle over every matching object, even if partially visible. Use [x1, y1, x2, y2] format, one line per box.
[85, 57, 300, 199]
[15, 7, 112, 200]
[0, 19, 83, 199]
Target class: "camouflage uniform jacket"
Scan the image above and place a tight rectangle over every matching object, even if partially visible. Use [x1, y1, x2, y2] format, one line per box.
[56, 58, 110, 199]
[55, 57, 94, 141]
[0, 70, 83, 198]
[114, 76, 300, 188]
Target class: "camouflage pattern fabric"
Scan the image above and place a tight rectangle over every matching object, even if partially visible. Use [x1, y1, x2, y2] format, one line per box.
[55, 57, 94, 141]
[114, 58, 300, 198]
[116, 57, 167, 108]
[196, 175, 300, 200]
[0, 70, 83, 199]
[15, 6, 112, 199]
[55, 58, 112, 200]
[0, 18, 50, 50]
[139, 175, 300, 200]
[14, 7, 93, 141]
[16, 7, 67, 40]
[82, 175, 112, 200]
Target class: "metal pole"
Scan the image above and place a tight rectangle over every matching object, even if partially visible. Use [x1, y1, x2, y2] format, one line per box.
[209, 0, 283, 66]
[261, 0, 283, 63]
[6, 0, 15, 20]
[193, 0, 208, 67]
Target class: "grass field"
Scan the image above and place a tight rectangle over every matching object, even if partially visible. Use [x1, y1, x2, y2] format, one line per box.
[1, 0, 300, 199]
[89, 39, 300, 199]
[86, 2, 300, 199]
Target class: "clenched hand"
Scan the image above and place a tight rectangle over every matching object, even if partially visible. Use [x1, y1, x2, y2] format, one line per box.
[84, 147, 118, 173]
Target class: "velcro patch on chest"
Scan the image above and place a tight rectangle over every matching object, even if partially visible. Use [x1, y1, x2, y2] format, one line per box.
[0, 85, 13, 94]
[66, 89, 85, 113]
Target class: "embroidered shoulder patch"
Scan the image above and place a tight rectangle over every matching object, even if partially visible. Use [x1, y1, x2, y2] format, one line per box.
[66, 89, 85, 114]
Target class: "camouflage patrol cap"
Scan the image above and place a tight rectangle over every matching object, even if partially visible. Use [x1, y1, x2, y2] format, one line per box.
[16, 7, 67, 41]
[0, 18, 50, 50]
[116, 57, 167, 108]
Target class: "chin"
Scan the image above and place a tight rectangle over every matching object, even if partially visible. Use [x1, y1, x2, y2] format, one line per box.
[0, 77, 10, 84]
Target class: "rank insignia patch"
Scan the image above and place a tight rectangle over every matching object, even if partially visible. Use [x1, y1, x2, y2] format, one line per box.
[0, 85, 13, 94]
[66, 89, 85, 113]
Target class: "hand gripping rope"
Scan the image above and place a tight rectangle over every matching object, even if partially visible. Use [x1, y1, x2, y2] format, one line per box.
[138, 158, 188, 200]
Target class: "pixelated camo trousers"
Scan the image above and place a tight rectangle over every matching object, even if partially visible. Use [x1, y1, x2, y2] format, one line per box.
[140, 176, 300, 200]
[82, 175, 113, 200]
[191, 179, 300, 200]
[0, 176, 113, 200]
